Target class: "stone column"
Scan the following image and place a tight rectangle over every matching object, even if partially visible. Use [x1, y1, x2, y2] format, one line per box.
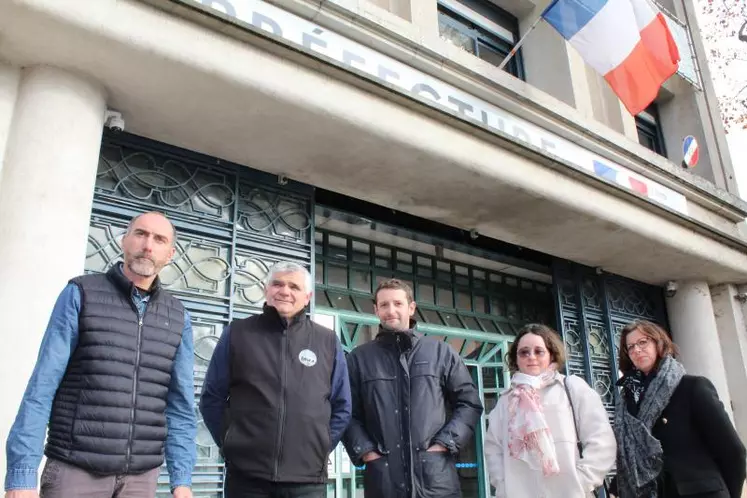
[712, 283, 747, 440]
[665, 280, 733, 415]
[0, 65, 106, 477]
[0, 63, 21, 191]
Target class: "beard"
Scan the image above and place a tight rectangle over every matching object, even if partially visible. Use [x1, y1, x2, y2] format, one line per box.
[127, 255, 159, 277]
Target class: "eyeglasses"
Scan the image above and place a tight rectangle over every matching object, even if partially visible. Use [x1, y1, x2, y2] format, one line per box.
[518, 348, 548, 359]
[625, 337, 652, 354]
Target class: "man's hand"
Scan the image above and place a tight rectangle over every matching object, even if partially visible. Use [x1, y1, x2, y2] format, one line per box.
[5, 491, 39, 498]
[172, 486, 192, 498]
[426, 443, 448, 453]
[361, 451, 382, 463]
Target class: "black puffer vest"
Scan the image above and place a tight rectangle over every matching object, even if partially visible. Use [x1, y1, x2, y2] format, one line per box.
[223, 305, 337, 483]
[45, 264, 185, 475]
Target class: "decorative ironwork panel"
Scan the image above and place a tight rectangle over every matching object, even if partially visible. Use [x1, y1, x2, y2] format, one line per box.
[591, 368, 614, 411]
[587, 320, 611, 361]
[553, 260, 667, 419]
[87, 133, 314, 498]
[605, 275, 664, 321]
[237, 184, 311, 243]
[562, 318, 587, 378]
[162, 238, 233, 297]
[231, 249, 280, 311]
[558, 279, 577, 310]
[97, 143, 236, 222]
[582, 277, 602, 311]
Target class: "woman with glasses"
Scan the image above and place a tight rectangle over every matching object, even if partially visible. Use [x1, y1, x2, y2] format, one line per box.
[484, 324, 615, 498]
[612, 320, 746, 498]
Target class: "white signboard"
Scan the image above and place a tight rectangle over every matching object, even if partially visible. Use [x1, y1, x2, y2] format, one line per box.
[189, 0, 688, 215]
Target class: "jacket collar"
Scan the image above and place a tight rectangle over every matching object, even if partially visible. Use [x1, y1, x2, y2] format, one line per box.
[107, 262, 162, 300]
[262, 303, 307, 329]
[375, 319, 419, 351]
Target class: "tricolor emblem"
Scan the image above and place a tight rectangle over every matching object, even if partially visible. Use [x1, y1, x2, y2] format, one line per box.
[682, 135, 699, 169]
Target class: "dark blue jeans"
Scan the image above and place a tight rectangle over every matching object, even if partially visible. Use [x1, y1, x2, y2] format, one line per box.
[225, 471, 327, 498]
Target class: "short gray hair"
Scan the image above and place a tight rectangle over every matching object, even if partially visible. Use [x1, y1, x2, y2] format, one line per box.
[265, 261, 313, 292]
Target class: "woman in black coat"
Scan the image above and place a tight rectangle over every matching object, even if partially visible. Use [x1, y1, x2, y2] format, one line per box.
[612, 320, 746, 498]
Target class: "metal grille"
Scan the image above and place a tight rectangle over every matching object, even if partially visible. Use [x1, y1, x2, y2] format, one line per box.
[315, 226, 555, 337]
[86, 133, 314, 497]
[553, 261, 667, 414]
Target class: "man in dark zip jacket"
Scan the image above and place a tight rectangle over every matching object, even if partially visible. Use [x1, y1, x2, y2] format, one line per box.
[199, 261, 352, 498]
[4, 211, 196, 498]
[343, 279, 483, 498]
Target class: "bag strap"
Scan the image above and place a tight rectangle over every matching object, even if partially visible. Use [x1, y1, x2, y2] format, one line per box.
[563, 376, 584, 457]
[564, 376, 610, 497]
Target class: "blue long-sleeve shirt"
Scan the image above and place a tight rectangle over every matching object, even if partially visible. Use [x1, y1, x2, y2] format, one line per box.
[200, 322, 351, 451]
[4, 281, 197, 491]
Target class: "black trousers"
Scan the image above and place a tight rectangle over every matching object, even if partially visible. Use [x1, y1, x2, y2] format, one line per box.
[225, 471, 327, 498]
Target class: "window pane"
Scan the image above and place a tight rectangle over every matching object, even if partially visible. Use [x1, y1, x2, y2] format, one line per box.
[477, 41, 507, 67]
[456, 291, 471, 310]
[420, 308, 444, 325]
[328, 264, 347, 288]
[352, 241, 370, 264]
[315, 291, 332, 308]
[354, 296, 375, 315]
[441, 312, 461, 328]
[473, 295, 486, 313]
[417, 257, 433, 277]
[327, 290, 357, 311]
[328, 235, 347, 260]
[473, 270, 486, 289]
[396, 251, 413, 273]
[351, 268, 372, 293]
[437, 287, 454, 308]
[461, 316, 482, 331]
[418, 284, 435, 304]
[438, 16, 476, 54]
[490, 296, 505, 317]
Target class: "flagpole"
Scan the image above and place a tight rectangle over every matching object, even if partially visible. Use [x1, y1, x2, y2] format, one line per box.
[498, 12, 545, 71]
[499, 0, 561, 71]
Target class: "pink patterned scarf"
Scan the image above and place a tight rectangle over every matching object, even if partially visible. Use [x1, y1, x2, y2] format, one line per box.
[506, 369, 560, 476]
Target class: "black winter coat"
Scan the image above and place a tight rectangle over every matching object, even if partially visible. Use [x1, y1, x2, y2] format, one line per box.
[614, 375, 746, 498]
[343, 327, 483, 498]
[652, 375, 745, 498]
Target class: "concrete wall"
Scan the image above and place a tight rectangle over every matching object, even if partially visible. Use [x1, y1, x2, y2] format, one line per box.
[0, 64, 21, 193]
[658, 79, 718, 185]
[518, 0, 577, 109]
[674, 0, 739, 195]
[585, 64, 625, 135]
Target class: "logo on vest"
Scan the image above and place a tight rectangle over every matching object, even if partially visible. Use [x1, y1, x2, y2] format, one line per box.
[298, 349, 317, 367]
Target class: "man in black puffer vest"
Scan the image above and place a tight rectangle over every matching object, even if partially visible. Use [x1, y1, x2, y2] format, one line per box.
[4, 212, 196, 498]
[200, 261, 352, 498]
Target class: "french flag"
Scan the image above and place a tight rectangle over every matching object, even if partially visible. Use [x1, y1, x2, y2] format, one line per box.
[542, 0, 680, 116]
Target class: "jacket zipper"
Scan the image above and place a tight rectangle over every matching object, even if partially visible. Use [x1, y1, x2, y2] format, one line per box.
[396, 334, 416, 497]
[273, 326, 289, 479]
[124, 311, 145, 473]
